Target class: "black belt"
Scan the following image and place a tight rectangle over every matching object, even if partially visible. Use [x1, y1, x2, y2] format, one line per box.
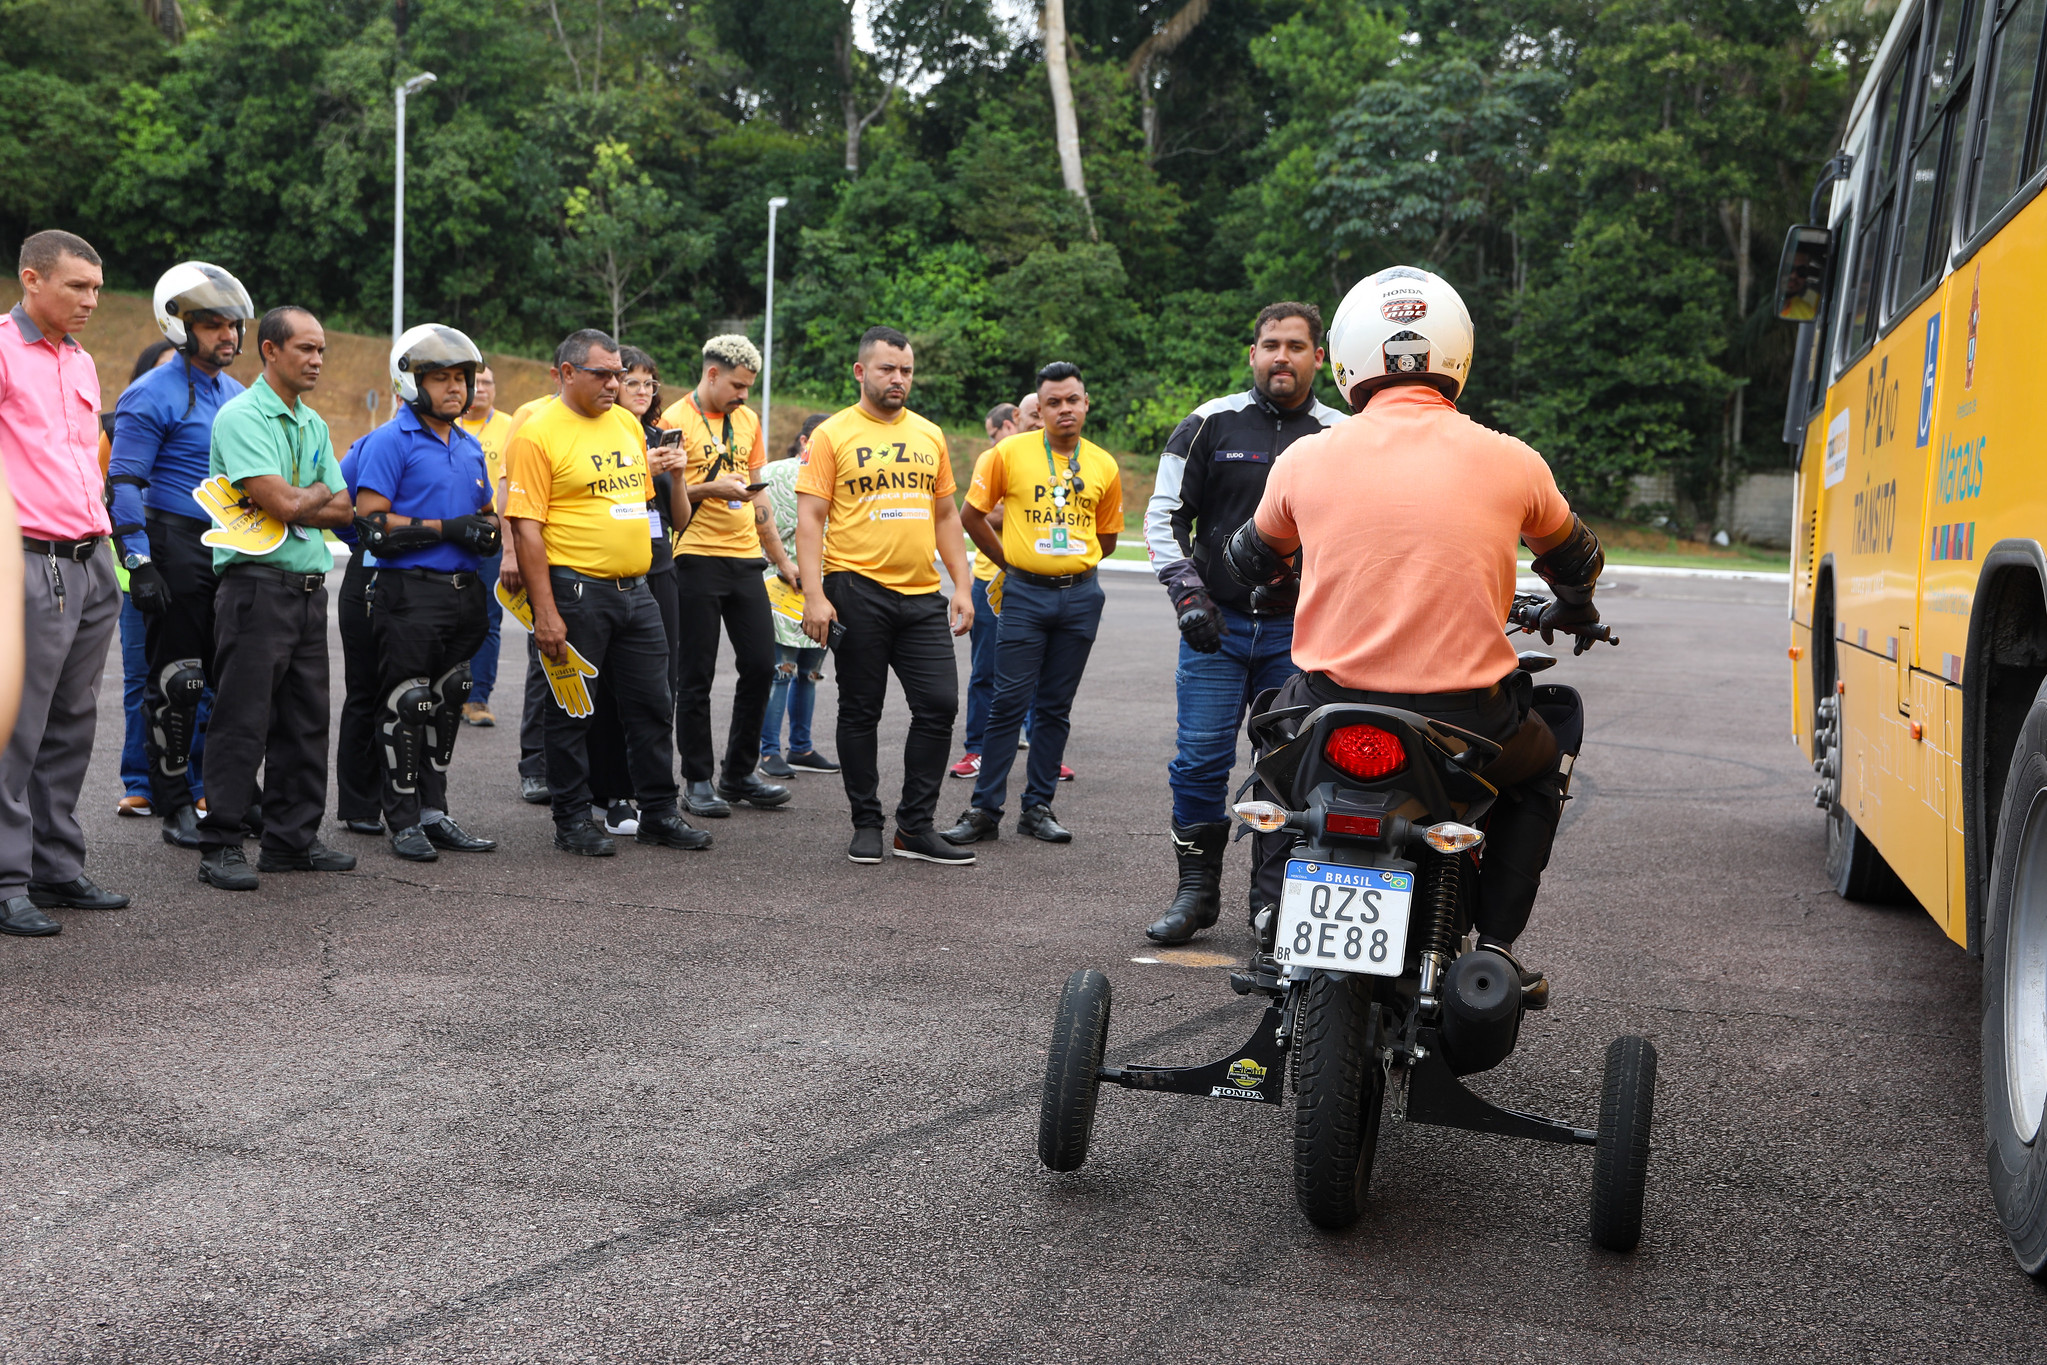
[1006, 565, 1097, 590]
[144, 508, 210, 533]
[551, 567, 647, 591]
[377, 566, 479, 588]
[22, 535, 102, 561]
[225, 563, 326, 593]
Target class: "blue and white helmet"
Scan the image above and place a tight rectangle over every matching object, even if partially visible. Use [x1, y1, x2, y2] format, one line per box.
[1327, 265, 1474, 407]
[390, 323, 483, 414]
[152, 261, 255, 355]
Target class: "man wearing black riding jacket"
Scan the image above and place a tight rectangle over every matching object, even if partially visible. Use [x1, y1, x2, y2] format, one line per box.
[1227, 264, 1605, 999]
[1143, 302, 1344, 946]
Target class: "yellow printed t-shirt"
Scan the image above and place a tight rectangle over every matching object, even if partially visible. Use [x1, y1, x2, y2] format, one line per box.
[459, 407, 513, 507]
[504, 398, 652, 579]
[659, 394, 766, 558]
[504, 394, 554, 447]
[968, 448, 1000, 583]
[794, 404, 954, 593]
[967, 430, 1122, 577]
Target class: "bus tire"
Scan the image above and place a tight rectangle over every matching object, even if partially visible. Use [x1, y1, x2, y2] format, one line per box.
[1813, 641, 1908, 904]
[1982, 687, 2047, 1277]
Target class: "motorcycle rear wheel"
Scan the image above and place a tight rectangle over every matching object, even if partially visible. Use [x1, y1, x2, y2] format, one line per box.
[1292, 971, 1384, 1230]
[1038, 968, 1112, 1171]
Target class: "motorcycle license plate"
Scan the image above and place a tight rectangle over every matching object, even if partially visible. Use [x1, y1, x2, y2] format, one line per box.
[1273, 860, 1412, 977]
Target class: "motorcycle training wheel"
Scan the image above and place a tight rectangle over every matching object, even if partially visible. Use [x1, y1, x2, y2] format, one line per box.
[1293, 971, 1385, 1230]
[1589, 1034, 1658, 1252]
[1038, 968, 1112, 1171]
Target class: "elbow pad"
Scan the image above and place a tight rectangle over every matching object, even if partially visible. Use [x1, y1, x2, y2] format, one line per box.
[1528, 514, 1604, 606]
[355, 511, 442, 555]
[1222, 519, 1293, 589]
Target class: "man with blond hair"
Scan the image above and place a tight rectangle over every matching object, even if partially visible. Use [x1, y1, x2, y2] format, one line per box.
[659, 334, 798, 819]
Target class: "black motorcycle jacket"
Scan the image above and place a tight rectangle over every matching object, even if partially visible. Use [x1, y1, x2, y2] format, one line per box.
[1145, 386, 1344, 613]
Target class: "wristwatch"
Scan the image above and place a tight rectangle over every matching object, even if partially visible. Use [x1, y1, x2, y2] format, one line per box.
[123, 552, 151, 571]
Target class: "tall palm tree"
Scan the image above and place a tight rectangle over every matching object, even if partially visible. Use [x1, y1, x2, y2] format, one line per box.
[1042, 0, 1094, 238]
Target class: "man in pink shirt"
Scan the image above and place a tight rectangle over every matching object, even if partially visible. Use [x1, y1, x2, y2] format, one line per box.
[0, 230, 129, 937]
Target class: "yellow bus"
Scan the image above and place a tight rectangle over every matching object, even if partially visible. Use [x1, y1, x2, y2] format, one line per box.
[1776, 0, 2047, 1274]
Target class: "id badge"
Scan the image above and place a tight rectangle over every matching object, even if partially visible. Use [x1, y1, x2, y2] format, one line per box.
[1050, 525, 1071, 553]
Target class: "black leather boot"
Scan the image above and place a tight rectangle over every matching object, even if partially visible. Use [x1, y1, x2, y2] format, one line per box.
[1144, 821, 1228, 945]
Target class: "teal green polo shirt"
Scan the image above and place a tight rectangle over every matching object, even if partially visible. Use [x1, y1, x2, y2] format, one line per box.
[206, 375, 346, 575]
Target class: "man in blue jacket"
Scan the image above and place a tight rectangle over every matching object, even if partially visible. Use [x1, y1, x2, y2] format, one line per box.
[107, 262, 254, 850]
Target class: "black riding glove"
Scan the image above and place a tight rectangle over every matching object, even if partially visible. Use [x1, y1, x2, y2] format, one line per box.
[1175, 589, 1225, 653]
[1536, 597, 1601, 647]
[127, 561, 171, 615]
[441, 514, 501, 557]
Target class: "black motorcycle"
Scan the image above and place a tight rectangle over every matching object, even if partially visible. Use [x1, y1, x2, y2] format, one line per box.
[1037, 594, 1655, 1251]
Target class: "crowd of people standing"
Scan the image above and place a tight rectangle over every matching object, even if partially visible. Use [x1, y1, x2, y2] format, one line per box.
[1, 223, 1333, 948]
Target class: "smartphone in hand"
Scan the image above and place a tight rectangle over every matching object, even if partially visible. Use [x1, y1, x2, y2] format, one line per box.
[744, 481, 770, 493]
[653, 428, 684, 448]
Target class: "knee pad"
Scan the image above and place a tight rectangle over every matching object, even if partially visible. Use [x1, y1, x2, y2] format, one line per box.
[379, 678, 435, 794]
[426, 664, 472, 772]
[148, 659, 206, 778]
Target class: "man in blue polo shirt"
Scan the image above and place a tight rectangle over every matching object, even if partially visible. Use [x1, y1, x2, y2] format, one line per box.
[107, 261, 254, 850]
[349, 324, 502, 862]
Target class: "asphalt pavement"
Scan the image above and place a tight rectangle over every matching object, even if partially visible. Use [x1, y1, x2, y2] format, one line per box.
[4, 569, 2040, 1363]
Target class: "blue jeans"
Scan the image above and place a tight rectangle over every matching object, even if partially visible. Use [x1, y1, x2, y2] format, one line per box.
[965, 577, 1035, 752]
[971, 575, 1104, 815]
[119, 593, 208, 801]
[469, 551, 503, 703]
[761, 643, 825, 755]
[1169, 604, 1295, 826]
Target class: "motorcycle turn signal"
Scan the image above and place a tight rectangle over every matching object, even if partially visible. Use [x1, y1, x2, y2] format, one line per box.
[1423, 821, 1485, 853]
[1232, 800, 1292, 833]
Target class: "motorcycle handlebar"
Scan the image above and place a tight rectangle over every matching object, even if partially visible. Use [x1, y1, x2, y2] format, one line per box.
[1508, 593, 1619, 653]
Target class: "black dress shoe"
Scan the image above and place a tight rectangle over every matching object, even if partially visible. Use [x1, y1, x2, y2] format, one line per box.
[638, 813, 713, 850]
[161, 804, 201, 848]
[683, 780, 732, 818]
[27, 876, 130, 910]
[341, 817, 384, 835]
[0, 895, 60, 936]
[1019, 804, 1073, 844]
[847, 827, 885, 864]
[521, 775, 551, 805]
[893, 829, 975, 865]
[259, 840, 359, 872]
[716, 771, 791, 809]
[388, 826, 438, 862]
[554, 820, 616, 857]
[424, 816, 496, 852]
[939, 808, 1000, 845]
[198, 846, 259, 891]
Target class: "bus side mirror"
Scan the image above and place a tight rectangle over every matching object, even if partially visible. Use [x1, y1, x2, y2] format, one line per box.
[1774, 225, 1832, 323]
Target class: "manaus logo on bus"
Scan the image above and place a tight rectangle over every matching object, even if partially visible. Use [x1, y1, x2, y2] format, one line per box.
[1853, 476, 1898, 556]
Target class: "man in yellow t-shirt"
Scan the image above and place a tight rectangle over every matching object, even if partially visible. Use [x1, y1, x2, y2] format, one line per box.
[459, 363, 515, 727]
[794, 325, 975, 867]
[942, 361, 1121, 847]
[658, 334, 799, 818]
[504, 328, 708, 856]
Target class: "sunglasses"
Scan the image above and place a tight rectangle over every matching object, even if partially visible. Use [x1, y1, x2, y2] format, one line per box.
[570, 364, 629, 382]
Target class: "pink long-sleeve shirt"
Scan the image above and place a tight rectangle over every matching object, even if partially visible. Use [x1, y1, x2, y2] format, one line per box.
[0, 303, 109, 541]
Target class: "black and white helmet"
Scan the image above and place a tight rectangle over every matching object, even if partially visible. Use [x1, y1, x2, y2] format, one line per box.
[152, 261, 255, 356]
[1327, 265, 1474, 408]
[390, 323, 483, 416]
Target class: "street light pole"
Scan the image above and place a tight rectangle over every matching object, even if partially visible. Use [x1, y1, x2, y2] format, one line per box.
[761, 196, 789, 455]
[392, 71, 438, 348]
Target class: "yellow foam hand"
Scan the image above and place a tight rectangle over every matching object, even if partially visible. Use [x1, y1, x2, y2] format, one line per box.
[495, 582, 600, 716]
[193, 475, 287, 556]
[986, 569, 1005, 618]
[762, 568, 806, 624]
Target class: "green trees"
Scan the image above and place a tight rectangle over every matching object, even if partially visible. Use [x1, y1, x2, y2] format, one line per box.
[2, 0, 1879, 499]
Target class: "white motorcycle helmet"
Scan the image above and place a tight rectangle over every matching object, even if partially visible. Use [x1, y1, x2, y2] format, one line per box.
[1327, 265, 1474, 408]
[152, 261, 255, 356]
[391, 323, 484, 416]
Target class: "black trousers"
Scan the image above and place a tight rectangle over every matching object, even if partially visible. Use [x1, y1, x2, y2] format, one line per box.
[200, 568, 331, 855]
[335, 555, 381, 824]
[140, 512, 218, 812]
[823, 571, 957, 835]
[1249, 670, 1564, 944]
[370, 570, 490, 830]
[671, 554, 776, 784]
[591, 565, 677, 805]
[541, 571, 680, 825]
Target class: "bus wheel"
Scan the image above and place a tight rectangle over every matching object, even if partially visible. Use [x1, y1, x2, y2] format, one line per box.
[1815, 691, 1908, 903]
[1984, 689, 2047, 1278]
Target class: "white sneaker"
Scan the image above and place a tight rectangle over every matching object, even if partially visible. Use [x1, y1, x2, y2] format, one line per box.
[603, 801, 641, 835]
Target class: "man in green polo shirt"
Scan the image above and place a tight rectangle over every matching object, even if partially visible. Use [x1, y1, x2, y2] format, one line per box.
[194, 305, 358, 890]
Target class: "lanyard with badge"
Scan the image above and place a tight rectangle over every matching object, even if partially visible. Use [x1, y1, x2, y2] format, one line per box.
[688, 394, 745, 510]
[1042, 431, 1081, 555]
[281, 410, 313, 540]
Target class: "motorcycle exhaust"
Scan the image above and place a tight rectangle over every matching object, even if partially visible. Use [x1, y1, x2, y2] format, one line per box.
[1438, 948, 1525, 1076]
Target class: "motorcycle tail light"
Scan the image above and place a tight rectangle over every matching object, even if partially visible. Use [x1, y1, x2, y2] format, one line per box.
[1324, 724, 1406, 780]
[1325, 813, 1383, 838]
[1232, 800, 1291, 832]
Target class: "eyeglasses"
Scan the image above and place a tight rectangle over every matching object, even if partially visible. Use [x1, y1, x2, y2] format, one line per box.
[620, 377, 657, 392]
[570, 364, 629, 382]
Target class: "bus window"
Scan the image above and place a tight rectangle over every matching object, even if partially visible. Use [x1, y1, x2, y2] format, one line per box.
[1875, 62, 1909, 185]
[1888, 0, 1983, 311]
[1842, 202, 1890, 362]
[1925, 0, 1981, 116]
[1843, 33, 1921, 368]
[1970, 0, 2047, 233]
